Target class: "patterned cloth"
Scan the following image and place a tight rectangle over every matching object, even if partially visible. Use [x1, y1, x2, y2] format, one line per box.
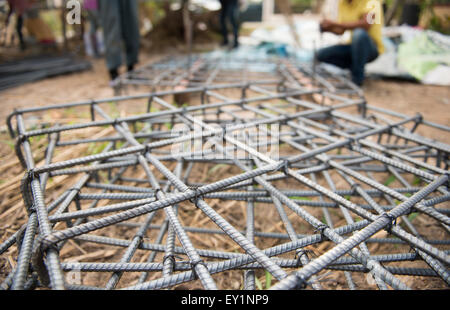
[7, 0, 32, 15]
[84, 0, 98, 11]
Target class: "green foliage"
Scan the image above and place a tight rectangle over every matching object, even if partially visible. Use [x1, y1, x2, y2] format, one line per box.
[253, 271, 272, 290]
[0, 139, 15, 151]
[108, 102, 120, 119]
[420, 0, 450, 34]
[255, 276, 263, 290]
[28, 134, 45, 144]
[87, 142, 108, 155]
[408, 212, 419, 222]
[384, 175, 396, 187]
[41, 11, 63, 36]
[291, 196, 312, 201]
[262, 108, 276, 115]
[265, 271, 272, 289]
[412, 176, 422, 186]
[290, 0, 313, 6]
[208, 164, 228, 175]
[115, 141, 126, 149]
[428, 14, 449, 35]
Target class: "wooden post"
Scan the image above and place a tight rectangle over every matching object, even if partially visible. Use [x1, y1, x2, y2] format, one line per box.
[276, 0, 301, 48]
[385, 0, 404, 26]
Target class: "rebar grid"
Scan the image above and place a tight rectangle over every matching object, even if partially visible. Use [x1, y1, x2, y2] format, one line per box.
[112, 51, 363, 98]
[1, 54, 449, 290]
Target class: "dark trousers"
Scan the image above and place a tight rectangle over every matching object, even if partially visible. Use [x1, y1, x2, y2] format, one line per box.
[16, 14, 25, 50]
[219, 0, 239, 46]
[98, 0, 140, 71]
[317, 28, 379, 86]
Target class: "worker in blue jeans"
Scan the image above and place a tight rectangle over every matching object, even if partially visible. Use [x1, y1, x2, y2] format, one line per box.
[317, 0, 384, 86]
[219, 0, 239, 49]
[98, 0, 140, 81]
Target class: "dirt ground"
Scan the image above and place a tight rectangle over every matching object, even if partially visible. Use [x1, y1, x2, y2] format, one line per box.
[1, 52, 448, 142]
[363, 79, 450, 145]
[0, 49, 449, 290]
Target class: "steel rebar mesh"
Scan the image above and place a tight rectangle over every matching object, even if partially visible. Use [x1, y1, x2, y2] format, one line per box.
[1, 53, 449, 290]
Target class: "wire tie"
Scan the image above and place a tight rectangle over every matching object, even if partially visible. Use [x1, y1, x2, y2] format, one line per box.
[314, 224, 329, 242]
[133, 229, 146, 239]
[323, 157, 332, 168]
[380, 213, 397, 233]
[294, 274, 308, 290]
[154, 188, 163, 197]
[408, 247, 419, 260]
[32, 235, 58, 266]
[190, 259, 208, 279]
[162, 254, 176, 271]
[142, 144, 151, 155]
[17, 134, 28, 143]
[68, 187, 81, 201]
[27, 169, 39, 181]
[348, 137, 359, 150]
[350, 183, 360, 194]
[187, 186, 203, 208]
[68, 187, 81, 193]
[444, 171, 450, 189]
[381, 148, 391, 158]
[295, 249, 315, 267]
[279, 159, 291, 175]
[328, 127, 334, 136]
[386, 124, 394, 135]
[415, 113, 423, 124]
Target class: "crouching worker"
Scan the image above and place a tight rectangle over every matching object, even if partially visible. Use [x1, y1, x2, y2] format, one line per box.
[317, 0, 384, 86]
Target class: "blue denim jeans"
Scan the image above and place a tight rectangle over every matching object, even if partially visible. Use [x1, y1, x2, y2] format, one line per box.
[317, 28, 379, 86]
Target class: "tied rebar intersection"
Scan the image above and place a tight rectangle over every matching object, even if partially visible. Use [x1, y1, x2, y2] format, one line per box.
[1, 53, 449, 290]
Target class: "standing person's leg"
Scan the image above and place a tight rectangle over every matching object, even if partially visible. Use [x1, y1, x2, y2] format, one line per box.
[98, 0, 122, 80]
[16, 14, 25, 50]
[350, 28, 379, 86]
[87, 10, 99, 57]
[317, 44, 352, 69]
[228, 0, 239, 48]
[119, 0, 140, 72]
[219, 0, 229, 46]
